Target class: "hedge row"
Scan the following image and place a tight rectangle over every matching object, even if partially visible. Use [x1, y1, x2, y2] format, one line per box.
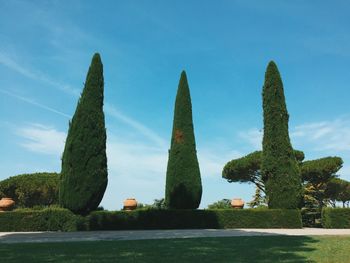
[0, 208, 85, 231]
[0, 208, 302, 231]
[4, 207, 350, 230]
[88, 209, 302, 230]
[322, 207, 350, 228]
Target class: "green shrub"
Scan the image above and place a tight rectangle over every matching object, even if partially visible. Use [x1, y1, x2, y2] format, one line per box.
[88, 209, 302, 230]
[0, 172, 59, 208]
[322, 207, 350, 228]
[207, 199, 231, 209]
[301, 208, 322, 228]
[165, 71, 202, 209]
[0, 207, 86, 231]
[261, 61, 302, 209]
[60, 53, 108, 215]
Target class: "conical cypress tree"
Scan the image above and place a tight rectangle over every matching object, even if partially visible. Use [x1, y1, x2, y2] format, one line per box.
[165, 71, 202, 209]
[261, 61, 302, 209]
[59, 53, 108, 215]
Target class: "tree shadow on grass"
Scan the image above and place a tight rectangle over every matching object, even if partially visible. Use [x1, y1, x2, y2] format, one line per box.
[170, 236, 318, 263]
[0, 235, 318, 263]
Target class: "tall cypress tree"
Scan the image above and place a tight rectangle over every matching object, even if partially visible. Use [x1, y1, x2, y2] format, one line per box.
[165, 71, 202, 209]
[261, 61, 302, 209]
[59, 53, 108, 215]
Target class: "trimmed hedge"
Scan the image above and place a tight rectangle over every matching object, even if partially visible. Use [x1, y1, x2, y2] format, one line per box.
[88, 209, 302, 230]
[0, 208, 86, 231]
[0, 208, 302, 231]
[322, 207, 350, 228]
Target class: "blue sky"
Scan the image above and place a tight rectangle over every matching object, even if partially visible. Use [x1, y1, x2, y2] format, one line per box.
[1, 0, 350, 209]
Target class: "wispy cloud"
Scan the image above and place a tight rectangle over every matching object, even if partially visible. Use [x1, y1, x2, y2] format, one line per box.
[238, 128, 262, 150]
[197, 148, 242, 177]
[239, 117, 350, 153]
[105, 103, 167, 148]
[0, 52, 37, 79]
[0, 51, 80, 96]
[291, 118, 350, 152]
[237, 117, 350, 180]
[107, 138, 167, 180]
[2, 86, 168, 155]
[0, 89, 71, 118]
[16, 123, 66, 156]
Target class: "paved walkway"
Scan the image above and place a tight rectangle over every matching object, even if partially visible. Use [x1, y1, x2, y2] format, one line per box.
[1, 228, 350, 243]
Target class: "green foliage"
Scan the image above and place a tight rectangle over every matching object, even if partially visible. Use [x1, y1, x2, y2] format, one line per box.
[60, 53, 108, 215]
[165, 71, 202, 209]
[301, 208, 322, 228]
[302, 157, 343, 208]
[135, 199, 167, 210]
[223, 151, 264, 190]
[337, 183, 350, 207]
[261, 61, 302, 209]
[0, 207, 86, 231]
[207, 199, 231, 209]
[222, 150, 304, 207]
[88, 209, 302, 230]
[222, 150, 304, 193]
[248, 187, 267, 208]
[135, 202, 148, 210]
[301, 157, 343, 184]
[301, 184, 322, 227]
[325, 178, 350, 207]
[0, 173, 59, 208]
[152, 198, 167, 209]
[322, 207, 350, 228]
[301, 158, 343, 227]
[294, 150, 306, 164]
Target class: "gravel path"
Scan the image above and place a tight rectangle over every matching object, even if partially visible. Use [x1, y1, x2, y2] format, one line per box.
[1, 228, 350, 243]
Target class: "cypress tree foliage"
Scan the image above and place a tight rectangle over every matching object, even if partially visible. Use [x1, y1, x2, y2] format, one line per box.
[261, 61, 302, 209]
[165, 71, 202, 209]
[59, 53, 108, 215]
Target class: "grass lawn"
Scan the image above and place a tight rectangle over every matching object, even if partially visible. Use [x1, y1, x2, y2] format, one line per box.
[0, 236, 349, 262]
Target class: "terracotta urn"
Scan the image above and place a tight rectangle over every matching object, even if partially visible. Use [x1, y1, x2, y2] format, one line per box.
[0, 197, 15, 212]
[231, 198, 244, 209]
[123, 198, 137, 211]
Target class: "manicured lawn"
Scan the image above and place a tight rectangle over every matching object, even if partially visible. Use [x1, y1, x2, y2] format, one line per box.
[0, 236, 349, 262]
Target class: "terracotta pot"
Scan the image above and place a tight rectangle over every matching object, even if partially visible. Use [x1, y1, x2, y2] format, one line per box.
[123, 198, 137, 211]
[0, 197, 15, 212]
[231, 198, 244, 209]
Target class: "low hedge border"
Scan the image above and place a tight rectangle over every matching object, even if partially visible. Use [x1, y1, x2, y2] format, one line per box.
[88, 209, 302, 230]
[322, 207, 350, 228]
[0, 208, 86, 231]
[0, 208, 302, 231]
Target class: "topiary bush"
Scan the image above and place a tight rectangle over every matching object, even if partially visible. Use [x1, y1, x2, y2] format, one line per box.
[165, 71, 202, 209]
[322, 207, 350, 228]
[261, 61, 302, 209]
[88, 209, 302, 230]
[60, 53, 108, 215]
[0, 172, 59, 208]
[0, 207, 86, 231]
